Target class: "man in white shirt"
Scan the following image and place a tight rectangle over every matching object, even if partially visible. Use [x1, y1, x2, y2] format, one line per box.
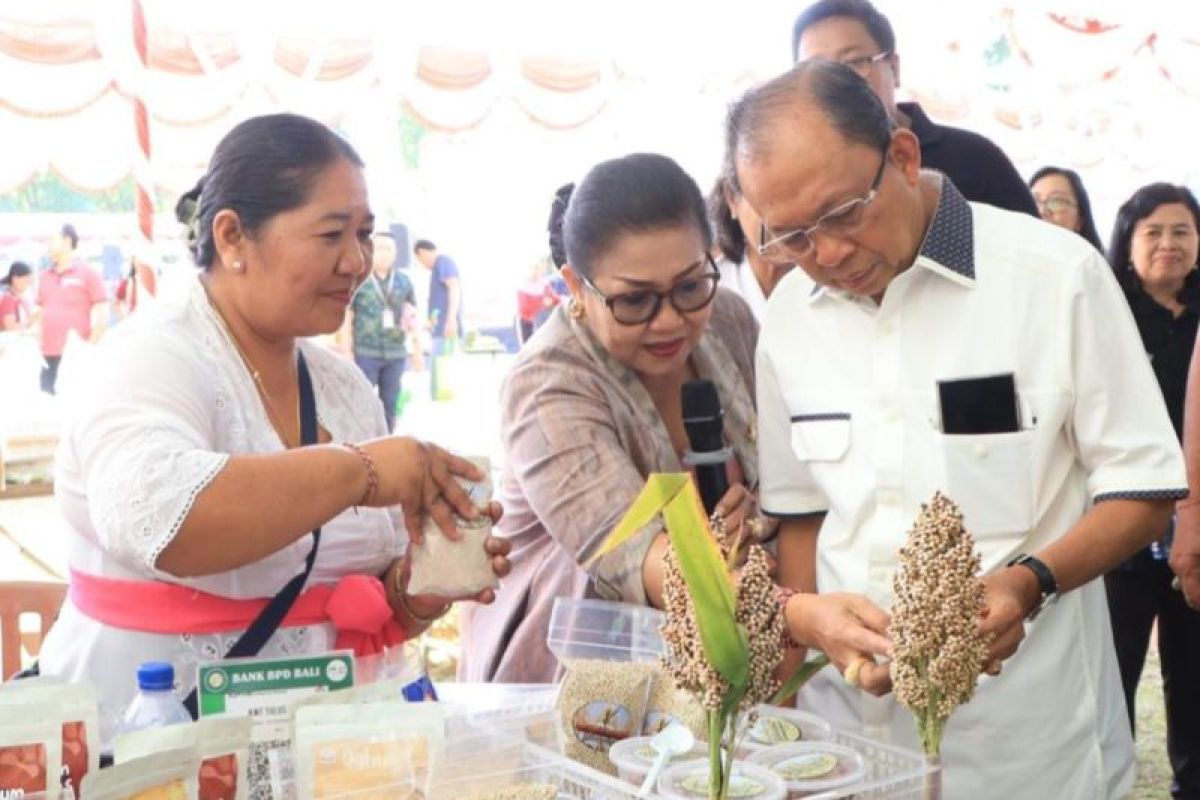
[734, 61, 1187, 798]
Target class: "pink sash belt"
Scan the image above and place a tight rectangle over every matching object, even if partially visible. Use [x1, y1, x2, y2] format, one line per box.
[69, 569, 406, 657]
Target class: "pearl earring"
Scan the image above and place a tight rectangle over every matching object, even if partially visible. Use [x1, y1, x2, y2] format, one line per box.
[232, 260, 243, 271]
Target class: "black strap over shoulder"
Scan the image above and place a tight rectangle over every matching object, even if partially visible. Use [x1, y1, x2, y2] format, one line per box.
[183, 350, 322, 719]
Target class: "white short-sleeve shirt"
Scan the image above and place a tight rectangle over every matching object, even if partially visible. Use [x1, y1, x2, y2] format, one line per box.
[757, 179, 1186, 800]
[39, 278, 403, 744]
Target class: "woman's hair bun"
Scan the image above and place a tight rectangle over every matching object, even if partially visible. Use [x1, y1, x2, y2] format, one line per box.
[547, 182, 575, 268]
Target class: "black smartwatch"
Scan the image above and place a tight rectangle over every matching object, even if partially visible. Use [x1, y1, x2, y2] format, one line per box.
[1006, 553, 1058, 621]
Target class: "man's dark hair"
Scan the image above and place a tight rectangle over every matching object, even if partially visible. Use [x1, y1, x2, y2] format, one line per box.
[557, 153, 710, 278]
[791, 0, 896, 62]
[174, 113, 363, 270]
[725, 60, 893, 195]
[60, 223, 79, 250]
[413, 239, 436, 253]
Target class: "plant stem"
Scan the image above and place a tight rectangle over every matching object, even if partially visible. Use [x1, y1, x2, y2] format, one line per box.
[922, 753, 942, 800]
[708, 710, 724, 800]
[720, 713, 738, 800]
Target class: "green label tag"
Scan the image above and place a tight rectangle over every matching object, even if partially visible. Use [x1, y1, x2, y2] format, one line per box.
[197, 651, 355, 720]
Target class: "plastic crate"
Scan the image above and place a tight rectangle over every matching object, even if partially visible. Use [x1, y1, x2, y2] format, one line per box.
[804, 728, 936, 800]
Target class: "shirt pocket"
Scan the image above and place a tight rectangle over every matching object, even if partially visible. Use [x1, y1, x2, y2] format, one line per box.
[938, 429, 1034, 539]
[790, 413, 852, 462]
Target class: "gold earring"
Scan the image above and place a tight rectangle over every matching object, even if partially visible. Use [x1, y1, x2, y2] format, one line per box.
[570, 302, 585, 321]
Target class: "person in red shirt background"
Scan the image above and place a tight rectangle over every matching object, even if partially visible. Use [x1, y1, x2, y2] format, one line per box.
[37, 223, 108, 394]
[0, 261, 36, 331]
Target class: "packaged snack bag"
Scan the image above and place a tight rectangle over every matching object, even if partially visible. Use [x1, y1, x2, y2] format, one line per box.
[81, 747, 197, 800]
[0, 718, 61, 800]
[293, 702, 444, 800]
[0, 678, 98, 798]
[115, 716, 251, 800]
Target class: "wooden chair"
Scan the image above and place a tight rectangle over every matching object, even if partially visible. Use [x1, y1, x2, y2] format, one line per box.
[0, 581, 66, 680]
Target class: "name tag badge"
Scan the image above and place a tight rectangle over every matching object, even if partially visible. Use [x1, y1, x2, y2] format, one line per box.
[381, 308, 396, 329]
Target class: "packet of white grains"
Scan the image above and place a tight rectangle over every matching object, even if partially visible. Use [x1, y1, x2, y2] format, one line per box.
[407, 455, 498, 597]
[115, 716, 252, 800]
[82, 747, 198, 799]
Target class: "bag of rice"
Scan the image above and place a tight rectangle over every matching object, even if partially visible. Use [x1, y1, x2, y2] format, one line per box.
[644, 666, 707, 741]
[293, 702, 444, 799]
[82, 747, 198, 800]
[0, 678, 98, 799]
[407, 456, 498, 597]
[115, 716, 251, 800]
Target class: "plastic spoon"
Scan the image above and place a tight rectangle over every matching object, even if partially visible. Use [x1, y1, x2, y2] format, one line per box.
[639, 722, 695, 798]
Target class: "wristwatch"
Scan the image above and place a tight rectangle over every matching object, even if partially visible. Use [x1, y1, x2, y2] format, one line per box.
[1006, 554, 1058, 621]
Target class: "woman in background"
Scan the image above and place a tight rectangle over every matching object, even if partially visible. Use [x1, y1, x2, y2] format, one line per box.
[0, 261, 35, 331]
[1029, 166, 1103, 252]
[1105, 182, 1200, 799]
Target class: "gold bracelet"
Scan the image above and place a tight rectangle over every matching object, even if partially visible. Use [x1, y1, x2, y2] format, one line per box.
[392, 565, 449, 624]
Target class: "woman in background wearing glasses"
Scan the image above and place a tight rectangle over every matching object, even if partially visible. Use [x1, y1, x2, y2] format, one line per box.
[461, 153, 764, 683]
[1029, 166, 1104, 252]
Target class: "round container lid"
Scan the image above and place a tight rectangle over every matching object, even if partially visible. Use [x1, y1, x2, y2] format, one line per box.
[746, 741, 867, 792]
[657, 759, 786, 800]
[740, 705, 833, 750]
[609, 735, 701, 773]
[136, 661, 175, 691]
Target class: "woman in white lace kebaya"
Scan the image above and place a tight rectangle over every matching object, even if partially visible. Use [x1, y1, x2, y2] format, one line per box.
[37, 114, 510, 742]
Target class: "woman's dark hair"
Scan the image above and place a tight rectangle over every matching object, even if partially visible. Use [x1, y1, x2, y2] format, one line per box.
[792, 0, 896, 63]
[413, 239, 436, 253]
[547, 183, 574, 268]
[174, 113, 363, 269]
[555, 153, 711, 278]
[708, 178, 746, 263]
[1107, 182, 1200, 294]
[1029, 166, 1103, 252]
[725, 60, 892, 197]
[1, 260, 31, 288]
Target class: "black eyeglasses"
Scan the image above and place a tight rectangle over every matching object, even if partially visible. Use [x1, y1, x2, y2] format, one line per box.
[757, 151, 888, 267]
[581, 257, 721, 325]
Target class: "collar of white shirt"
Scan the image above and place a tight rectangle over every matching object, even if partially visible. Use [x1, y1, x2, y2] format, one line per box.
[809, 175, 976, 303]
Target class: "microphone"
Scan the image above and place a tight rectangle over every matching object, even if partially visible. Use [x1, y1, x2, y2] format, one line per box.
[681, 379, 731, 516]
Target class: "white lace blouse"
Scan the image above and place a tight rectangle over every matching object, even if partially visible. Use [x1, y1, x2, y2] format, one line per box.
[38, 278, 402, 744]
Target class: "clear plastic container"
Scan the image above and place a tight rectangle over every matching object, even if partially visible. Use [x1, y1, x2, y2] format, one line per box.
[607, 735, 703, 786]
[657, 758, 787, 800]
[118, 662, 191, 735]
[747, 741, 867, 797]
[547, 597, 666, 663]
[738, 705, 832, 754]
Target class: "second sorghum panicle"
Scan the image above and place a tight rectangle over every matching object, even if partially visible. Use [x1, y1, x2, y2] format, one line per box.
[890, 492, 989, 757]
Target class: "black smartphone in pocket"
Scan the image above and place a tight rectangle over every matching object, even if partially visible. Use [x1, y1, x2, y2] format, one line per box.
[937, 373, 1021, 434]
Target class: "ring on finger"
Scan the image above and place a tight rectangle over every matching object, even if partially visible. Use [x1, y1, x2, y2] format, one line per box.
[843, 656, 870, 688]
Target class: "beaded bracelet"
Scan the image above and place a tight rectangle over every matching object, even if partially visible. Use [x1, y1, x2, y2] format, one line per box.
[775, 585, 803, 650]
[341, 442, 378, 510]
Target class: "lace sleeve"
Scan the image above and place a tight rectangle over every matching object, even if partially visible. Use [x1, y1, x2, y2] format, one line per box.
[70, 330, 232, 577]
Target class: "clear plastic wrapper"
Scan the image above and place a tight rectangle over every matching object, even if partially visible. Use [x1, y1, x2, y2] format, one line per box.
[428, 729, 561, 800]
[407, 455, 498, 597]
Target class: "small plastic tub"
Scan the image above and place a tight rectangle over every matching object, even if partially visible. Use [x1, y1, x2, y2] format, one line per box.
[547, 597, 666, 663]
[739, 706, 833, 754]
[747, 742, 867, 798]
[657, 759, 787, 800]
[608, 735, 703, 786]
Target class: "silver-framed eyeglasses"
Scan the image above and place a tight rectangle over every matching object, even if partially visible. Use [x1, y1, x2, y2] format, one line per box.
[840, 50, 892, 76]
[581, 257, 721, 325]
[757, 152, 888, 266]
[1035, 195, 1077, 215]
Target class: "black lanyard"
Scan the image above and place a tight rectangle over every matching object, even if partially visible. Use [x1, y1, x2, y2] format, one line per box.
[183, 350, 321, 718]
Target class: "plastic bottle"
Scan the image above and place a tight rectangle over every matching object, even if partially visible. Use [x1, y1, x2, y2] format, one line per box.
[119, 661, 192, 734]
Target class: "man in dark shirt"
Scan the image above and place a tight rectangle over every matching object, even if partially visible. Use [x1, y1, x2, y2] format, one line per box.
[792, 0, 1038, 217]
[413, 239, 462, 400]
